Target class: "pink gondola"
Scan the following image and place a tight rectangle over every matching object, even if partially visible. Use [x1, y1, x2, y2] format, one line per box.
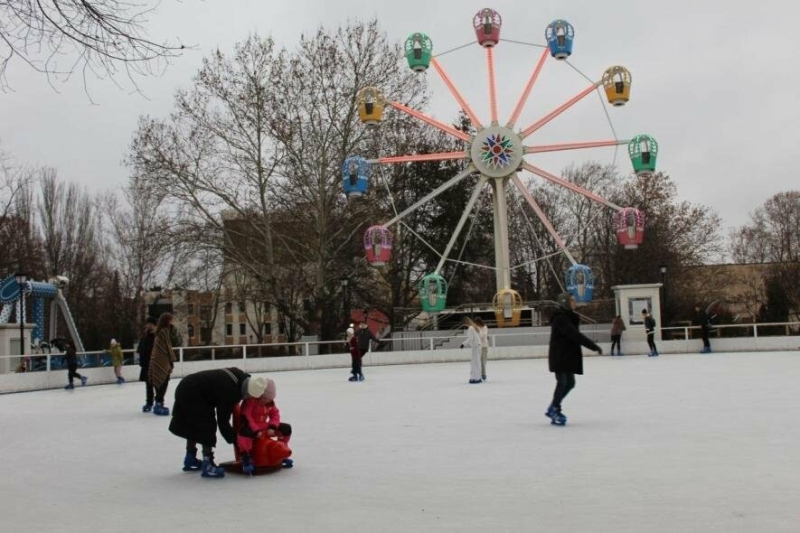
[614, 207, 645, 249]
[364, 226, 393, 265]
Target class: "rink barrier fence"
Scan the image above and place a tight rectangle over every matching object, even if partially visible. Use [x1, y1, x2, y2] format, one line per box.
[0, 322, 798, 394]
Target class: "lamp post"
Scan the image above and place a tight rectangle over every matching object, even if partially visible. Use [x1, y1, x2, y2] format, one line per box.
[341, 277, 350, 327]
[659, 262, 668, 325]
[14, 271, 27, 356]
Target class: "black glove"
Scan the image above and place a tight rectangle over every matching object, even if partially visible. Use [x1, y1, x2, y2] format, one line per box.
[460, 344, 464, 349]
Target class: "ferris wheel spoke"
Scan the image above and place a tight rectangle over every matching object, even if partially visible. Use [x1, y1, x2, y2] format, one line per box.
[430, 57, 484, 129]
[510, 174, 577, 265]
[506, 48, 549, 128]
[372, 151, 467, 164]
[388, 101, 471, 141]
[522, 161, 622, 210]
[519, 82, 601, 139]
[525, 139, 628, 154]
[383, 165, 477, 228]
[435, 176, 488, 274]
[486, 47, 498, 124]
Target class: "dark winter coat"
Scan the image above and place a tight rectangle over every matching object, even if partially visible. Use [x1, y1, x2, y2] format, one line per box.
[356, 327, 378, 353]
[694, 311, 711, 333]
[169, 367, 249, 447]
[644, 316, 656, 335]
[548, 308, 600, 375]
[137, 331, 155, 382]
[64, 343, 78, 371]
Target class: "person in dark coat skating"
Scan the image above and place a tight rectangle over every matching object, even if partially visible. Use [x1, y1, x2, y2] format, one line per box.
[137, 317, 157, 412]
[694, 305, 713, 354]
[545, 292, 602, 425]
[169, 367, 270, 478]
[53, 338, 87, 390]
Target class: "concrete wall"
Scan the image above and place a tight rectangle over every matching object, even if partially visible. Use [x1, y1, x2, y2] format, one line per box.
[1, 335, 798, 395]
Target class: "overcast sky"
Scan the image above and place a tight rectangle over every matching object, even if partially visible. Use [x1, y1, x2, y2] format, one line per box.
[0, 0, 797, 236]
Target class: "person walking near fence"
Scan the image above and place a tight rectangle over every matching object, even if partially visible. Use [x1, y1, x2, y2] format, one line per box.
[137, 317, 157, 412]
[545, 292, 603, 426]
[460, 317, 482, 384]
[642, 309, 658, 357]
[346, 327, 364, 382]
[610, 315, 626, 356]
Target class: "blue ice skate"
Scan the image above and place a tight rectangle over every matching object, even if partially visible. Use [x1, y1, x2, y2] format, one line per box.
[241, 454, 255, 476]
[80, 376, 88, 386]
[282, 458, 294, 468]
[153, 403, 170, 416]
[201, 457, 225, 478]
[183, 453, 202, 472]
[545, 405, 567, 426]
[64, 383, 74, 390]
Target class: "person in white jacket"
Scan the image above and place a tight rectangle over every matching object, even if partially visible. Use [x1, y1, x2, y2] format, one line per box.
[472, 316, 489, 381]
[460, 317, 482, 384]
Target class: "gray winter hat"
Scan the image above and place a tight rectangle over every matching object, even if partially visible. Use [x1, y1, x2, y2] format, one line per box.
[556, 292, 573, 309]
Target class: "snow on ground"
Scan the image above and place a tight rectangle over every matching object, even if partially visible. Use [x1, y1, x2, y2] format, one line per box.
[1, 352, 799, 532]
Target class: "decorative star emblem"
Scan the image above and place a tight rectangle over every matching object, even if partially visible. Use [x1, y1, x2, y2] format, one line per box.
[480, 134, 515, 169]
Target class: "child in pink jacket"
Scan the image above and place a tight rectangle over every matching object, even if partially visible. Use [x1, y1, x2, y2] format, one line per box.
[237, 379, 293, 473]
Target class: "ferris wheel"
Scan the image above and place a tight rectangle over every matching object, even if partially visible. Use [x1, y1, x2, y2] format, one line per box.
[343, 8, 658, 326]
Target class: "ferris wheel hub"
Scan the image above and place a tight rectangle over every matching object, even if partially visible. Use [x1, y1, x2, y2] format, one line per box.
[469, 125, 523, 178]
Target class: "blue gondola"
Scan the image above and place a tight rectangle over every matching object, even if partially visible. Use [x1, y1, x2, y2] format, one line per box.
[565, 264, 594, 304]
[342, 156, 370, 197]
[545, 19, 574, 60]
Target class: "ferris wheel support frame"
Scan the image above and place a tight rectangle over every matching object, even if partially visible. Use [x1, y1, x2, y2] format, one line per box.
[511, 173, 578, 265]
[382, 165, 477, 229]
[522, 161, 622, 211]
[492, 176, 512, 290]
[434, 175, 488, 275]
[506, 48, 549, 128]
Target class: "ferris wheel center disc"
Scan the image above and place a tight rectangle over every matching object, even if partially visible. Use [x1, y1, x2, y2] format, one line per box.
[469, 126, 524, 178]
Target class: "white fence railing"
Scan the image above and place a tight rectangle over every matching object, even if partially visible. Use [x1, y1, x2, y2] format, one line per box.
[1, 322, 798, 394]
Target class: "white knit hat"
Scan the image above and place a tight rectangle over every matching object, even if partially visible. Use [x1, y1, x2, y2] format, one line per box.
[346, 327, 354, 336]
[247, 376, 267, 398]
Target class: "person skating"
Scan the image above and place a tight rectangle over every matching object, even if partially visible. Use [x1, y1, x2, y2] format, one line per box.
[460, 317, 482, 384]
[169, 368, 269, 478]
[54, 338, 87, 390]
[610, 315, 626, 356]
[642, 309, 658, 356]
[694, 305, 713, 354]
[109, 339, 124, 384]
[545, 292, 602, 426]
[346, 327, 364, 381]
[136, 317, 157, 412]
[474, 316, 489, 380]
[149, 313, 177, 416]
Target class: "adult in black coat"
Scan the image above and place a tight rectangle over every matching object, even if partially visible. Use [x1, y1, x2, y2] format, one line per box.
[52, 338, 86, 389]
[136, 317, 157, 411]
[546, 292, 602, 425]
[356, 321, 379, 354]
[169, 367, 269, 478]
[694, 305, 712, 353]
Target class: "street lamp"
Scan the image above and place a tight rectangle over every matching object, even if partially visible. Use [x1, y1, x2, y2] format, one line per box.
[14, 271, 27, 356]
[659, 262, 668, 324]
[341, 277, 350, 326]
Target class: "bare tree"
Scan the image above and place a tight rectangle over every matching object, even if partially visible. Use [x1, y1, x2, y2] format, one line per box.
[0, 0, 186, 90]
[730, 191, 800, 264]
[131, 23, 425, 341]
[107, 174, 172, 331]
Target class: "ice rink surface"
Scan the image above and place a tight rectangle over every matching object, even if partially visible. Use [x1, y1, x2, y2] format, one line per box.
[2, 351, 799, 532]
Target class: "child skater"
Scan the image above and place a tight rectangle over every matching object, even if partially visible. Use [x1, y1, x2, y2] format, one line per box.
[545, 292, 603, 426]
[237, 378, 293, 474]
[56, 339, 87, 390]
[460, 317, 482, 384]
[346, 327, 364, 382]
[109, 338, 124, 384]
[610, 315, 626, 356]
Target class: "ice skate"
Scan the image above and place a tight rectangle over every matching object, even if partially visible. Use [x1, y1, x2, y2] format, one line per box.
[183, 453, 202, 472]
[64, 383, 74, 390]
[282, 458, 294, 469]
[358, 374, 365, 382]
[142, 403, 153, 413]
[80, 376, 88, 386]
[152, 403, 170, 416]
[201, 457, 225, 478]
[241, 454, 255, 476]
